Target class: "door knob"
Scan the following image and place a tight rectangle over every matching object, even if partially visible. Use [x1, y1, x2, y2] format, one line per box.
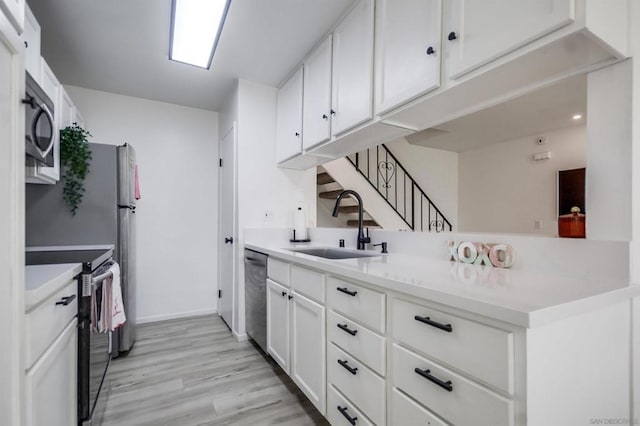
[224, 237, 234, 244]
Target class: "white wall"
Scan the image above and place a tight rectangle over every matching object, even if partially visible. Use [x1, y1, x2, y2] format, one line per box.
[587, 60, 633, 242]
[221, 79, 316, 336]
[457, 126, 586, 235]
[385, 138, 459, 228]
[65, 86, 219, 323]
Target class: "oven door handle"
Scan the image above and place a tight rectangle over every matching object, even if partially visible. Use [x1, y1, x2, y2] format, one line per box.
[31, 102, 55, 158]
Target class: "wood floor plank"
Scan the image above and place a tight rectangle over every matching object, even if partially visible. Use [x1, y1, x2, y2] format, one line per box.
[102, 315, 329, 425]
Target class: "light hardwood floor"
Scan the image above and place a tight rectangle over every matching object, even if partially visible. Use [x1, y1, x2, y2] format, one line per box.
[102, 315, 329, 426]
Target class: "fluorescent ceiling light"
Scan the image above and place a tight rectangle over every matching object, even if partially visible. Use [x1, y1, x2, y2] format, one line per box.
[170, 0, 231, 69]
[572, 113, 583, 120]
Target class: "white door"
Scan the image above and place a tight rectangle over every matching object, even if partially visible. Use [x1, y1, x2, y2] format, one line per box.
[0, 9, 25, 426]
[266, 279, 290, 373]
[291, 292, 326, 415]
[375, 0, 442, 115]
[25, 320, 78, 426]
[302, 35, 332, 150]
[331, 0, 374, 136]
[276, 67, 303, 162]
[445, 0, 574, 79]
[218, 124, 236, 328]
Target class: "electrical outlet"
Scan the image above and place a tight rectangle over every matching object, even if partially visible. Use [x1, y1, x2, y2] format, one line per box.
[534, 220, 543, 230]
[263, 211, 273, 222]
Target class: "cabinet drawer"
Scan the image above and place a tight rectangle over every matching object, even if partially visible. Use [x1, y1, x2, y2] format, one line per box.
[327, 277, 385, 333]
[392, 344, 514, 426]
[327, 310, 385, 375]
[291, 265, 325, 303]
[328, 343, 385, 425]
[390, 388, 447, 426]
[327, 385, 374, 426]
[392, 297, 514, 394]
[267, 258, 289, 286]
[25, 280, 77, 369]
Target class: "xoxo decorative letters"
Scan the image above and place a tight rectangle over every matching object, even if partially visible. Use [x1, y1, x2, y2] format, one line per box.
[447, 241, 516, 268]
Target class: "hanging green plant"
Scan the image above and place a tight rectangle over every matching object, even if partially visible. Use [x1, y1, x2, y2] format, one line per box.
[60, 123, 92, 215]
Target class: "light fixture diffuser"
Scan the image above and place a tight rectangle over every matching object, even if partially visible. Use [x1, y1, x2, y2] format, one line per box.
[170, 0, 231, 69]
[572, 113, 583, 120]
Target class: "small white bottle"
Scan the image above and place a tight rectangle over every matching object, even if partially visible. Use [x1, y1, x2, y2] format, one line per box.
[293, 207, 308, 241]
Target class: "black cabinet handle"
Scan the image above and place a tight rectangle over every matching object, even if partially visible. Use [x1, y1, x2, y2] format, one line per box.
[414, 367, 453, 392]
[322, 113, 328, 120]
[330, 109, 336, 116]
[281, 291, 287, 297]
[426, 46, 435, 55]
[55, 294, 77, 306]
[336, 287, 357, 297]
[337, 406, 358, 425]
[288, 295, 293, 300]
[337, 359, 358, 375]
[295, 132, 300, 136]
[414, 315, 452, 332]
[224, 237, 234, 244]
[337, 323, 358, 336]
[448, 31, 457, 41]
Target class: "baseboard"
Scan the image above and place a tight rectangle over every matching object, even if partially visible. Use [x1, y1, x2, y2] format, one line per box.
[234, 331, 249, 342]
[137, 307, 218, 324]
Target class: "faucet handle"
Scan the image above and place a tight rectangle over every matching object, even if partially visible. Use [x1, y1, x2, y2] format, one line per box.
[373, 242, 388, 254]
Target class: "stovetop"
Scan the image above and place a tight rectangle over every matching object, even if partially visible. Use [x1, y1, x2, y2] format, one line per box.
[26, 245, 114, 271]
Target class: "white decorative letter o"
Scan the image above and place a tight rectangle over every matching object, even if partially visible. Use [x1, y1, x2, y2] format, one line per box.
[457, 242, 478, 264]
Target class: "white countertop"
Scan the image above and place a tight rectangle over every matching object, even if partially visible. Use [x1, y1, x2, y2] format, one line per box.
[246, 242, 640, 328]
[25, 263, 82, 311]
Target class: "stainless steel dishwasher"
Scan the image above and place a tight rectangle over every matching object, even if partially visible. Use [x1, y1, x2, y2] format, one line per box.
[244, 249, 268, 352]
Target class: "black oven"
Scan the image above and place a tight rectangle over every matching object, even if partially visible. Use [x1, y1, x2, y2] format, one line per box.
[24, 72, 55, 167]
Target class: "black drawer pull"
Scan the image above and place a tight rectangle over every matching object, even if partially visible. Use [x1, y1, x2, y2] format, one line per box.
[414, 315, 452, 332]
[336, 287, 357, 297]
[337, 359, 358, 375]
[337, 323, 358, 336]
[337, 406, 358, 425]
[281, 291, 287, 297]
[414, 367, 453, 392]
[55, 295, 77, 306]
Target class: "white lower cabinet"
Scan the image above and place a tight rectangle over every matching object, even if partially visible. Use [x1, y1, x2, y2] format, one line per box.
[390, 388, 447, 426]
[25, 319, 77, 426]
[291, 292, 326, 414]
[266, 279, 290, 373]
[328, 385, 374, 426]
[266, 272, 326, 415]
[328, 343, 385, 425]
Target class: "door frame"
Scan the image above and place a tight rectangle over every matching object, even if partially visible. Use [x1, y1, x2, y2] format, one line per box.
[0, 9, 25, 426]
[217, 123, 238, 332]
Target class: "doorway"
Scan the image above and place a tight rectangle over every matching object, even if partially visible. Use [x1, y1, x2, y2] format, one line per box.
[218, 124, 237, 329]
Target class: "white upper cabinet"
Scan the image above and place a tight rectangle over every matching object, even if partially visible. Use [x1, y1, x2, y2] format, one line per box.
[375, 0, 442, 115]
[444, 0, 574, 80]
[302, 35, 332, 150]
[59, 88, 75, 128]
[0, 0, 24, 33]
[21, 3, 40, 81]
[276, 66, 304, 163]
[331, 0, 374, 136]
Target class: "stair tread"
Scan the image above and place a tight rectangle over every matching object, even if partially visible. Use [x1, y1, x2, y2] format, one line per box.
[318, 190, 344, 199]
[316, 173, 335, 185]
[347, 219, 378, 227]
[339, 205, 360, 213]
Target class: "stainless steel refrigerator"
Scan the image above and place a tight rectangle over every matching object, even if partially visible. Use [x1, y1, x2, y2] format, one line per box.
[26, 143, 138, 355]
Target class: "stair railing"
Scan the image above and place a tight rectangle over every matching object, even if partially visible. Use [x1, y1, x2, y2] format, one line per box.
[346, 144, 452, 232]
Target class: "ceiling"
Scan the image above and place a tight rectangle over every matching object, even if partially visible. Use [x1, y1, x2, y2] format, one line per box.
[405, 75, 587, 152]
[28, 0, 355, 111]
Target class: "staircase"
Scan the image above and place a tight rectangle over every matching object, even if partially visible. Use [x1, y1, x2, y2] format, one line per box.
[317, 167, 380, 229]
[346, 143, 452, 232]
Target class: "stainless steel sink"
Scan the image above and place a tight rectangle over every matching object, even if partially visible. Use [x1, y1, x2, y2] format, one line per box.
[288, 247, 378, 260]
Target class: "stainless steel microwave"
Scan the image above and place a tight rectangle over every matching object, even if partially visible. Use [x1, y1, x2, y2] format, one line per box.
[24, 72, 55, 167]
